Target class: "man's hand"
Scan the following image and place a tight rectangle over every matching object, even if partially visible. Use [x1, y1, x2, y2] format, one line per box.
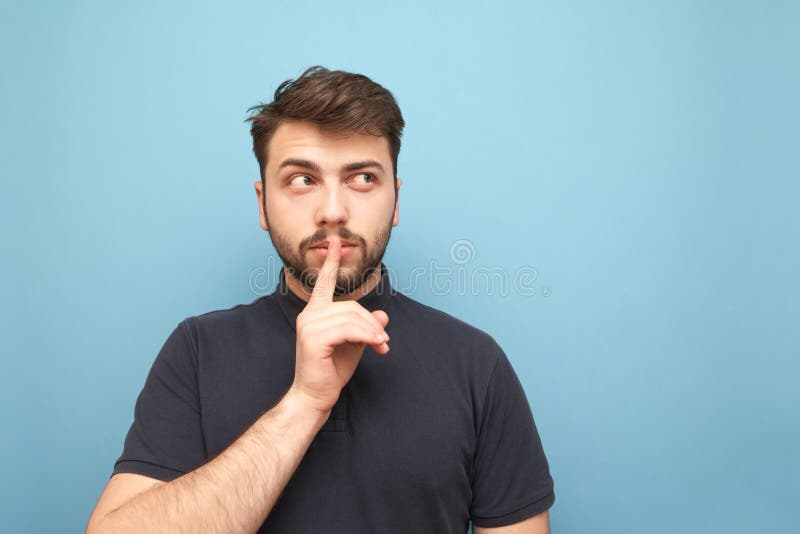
[290, 236, 390, 414]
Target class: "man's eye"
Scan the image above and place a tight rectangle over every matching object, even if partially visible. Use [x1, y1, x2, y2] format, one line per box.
[289, 175, 314, 187]
[351, 173, 374, 185]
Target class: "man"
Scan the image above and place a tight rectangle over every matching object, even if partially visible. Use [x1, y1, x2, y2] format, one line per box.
[87, 66, 555, 533]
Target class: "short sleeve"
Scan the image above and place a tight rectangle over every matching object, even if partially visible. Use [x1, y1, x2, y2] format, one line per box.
[469, 343, 555, 527]
[111, 319, 207, 482]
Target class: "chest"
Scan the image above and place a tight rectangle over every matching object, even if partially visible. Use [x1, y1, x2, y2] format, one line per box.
[200, 341, 477, 486]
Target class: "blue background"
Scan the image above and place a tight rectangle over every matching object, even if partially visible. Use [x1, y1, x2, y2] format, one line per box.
[2, 1, 798, 532]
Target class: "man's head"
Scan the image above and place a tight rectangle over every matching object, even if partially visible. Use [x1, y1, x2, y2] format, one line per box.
[245, 66, 405, 297]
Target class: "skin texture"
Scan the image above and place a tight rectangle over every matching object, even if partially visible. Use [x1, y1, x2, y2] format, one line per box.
[253, 119, 402, 301]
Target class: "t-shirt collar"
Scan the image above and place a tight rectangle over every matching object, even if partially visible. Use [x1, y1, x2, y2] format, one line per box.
[274, 262, 395, 331]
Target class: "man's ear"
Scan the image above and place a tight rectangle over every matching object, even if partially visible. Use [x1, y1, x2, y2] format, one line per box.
[392, 178, 402, 227]
[254, 180, 269, 231]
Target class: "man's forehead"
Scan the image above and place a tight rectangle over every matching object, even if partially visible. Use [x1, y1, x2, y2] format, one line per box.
[267, 120, 391, 171]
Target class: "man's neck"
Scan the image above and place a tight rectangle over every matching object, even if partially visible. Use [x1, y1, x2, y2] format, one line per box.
[284, 266, 383, 303]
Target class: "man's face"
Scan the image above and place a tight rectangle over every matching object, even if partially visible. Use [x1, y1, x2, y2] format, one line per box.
[254, 119, 401, 296]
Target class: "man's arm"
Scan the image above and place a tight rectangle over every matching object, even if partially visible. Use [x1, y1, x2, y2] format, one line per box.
[86, 387, 330, 534]
[472, 509, 549, 534]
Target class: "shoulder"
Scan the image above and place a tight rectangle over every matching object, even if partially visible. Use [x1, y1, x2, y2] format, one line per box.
[177, 294, 282, 345]
[189, 294, 272, 323]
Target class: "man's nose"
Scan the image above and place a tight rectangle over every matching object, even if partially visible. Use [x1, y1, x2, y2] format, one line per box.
[314, 183, 348, 227]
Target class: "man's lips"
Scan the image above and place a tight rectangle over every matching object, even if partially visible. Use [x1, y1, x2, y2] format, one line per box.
[310, 240, 358, 249]
[309, 240, 358, 258]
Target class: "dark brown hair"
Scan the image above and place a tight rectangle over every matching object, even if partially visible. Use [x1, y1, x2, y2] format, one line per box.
[245, 66, 405, 188]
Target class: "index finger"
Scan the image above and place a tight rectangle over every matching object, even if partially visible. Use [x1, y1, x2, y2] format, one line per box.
[309, 235, 342, 305]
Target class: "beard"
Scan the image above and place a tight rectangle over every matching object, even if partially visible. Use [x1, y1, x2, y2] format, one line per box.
[266, 214, 393, 297]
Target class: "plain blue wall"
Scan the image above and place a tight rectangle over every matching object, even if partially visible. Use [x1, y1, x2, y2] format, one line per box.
[2, 1, 798, 532]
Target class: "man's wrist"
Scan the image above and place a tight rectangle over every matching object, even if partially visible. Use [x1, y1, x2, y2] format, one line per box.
[282, 386, 333, 427]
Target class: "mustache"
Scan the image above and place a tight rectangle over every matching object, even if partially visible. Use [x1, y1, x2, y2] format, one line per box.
[300, 229, 366, 251]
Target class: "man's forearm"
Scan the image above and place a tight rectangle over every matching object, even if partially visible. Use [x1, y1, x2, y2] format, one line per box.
[91, 388, 331, 534]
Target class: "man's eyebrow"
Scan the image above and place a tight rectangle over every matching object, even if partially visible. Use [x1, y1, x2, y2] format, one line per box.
[341, 160, 385, 173]
[277, 158, 321, 172]
[277, 158, 385, 174]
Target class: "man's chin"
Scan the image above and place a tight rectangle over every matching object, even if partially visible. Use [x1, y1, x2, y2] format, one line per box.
[302, 264, 377, 294]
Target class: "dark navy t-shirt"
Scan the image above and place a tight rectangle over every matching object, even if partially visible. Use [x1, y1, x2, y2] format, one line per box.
[111, 262, 555, 532]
